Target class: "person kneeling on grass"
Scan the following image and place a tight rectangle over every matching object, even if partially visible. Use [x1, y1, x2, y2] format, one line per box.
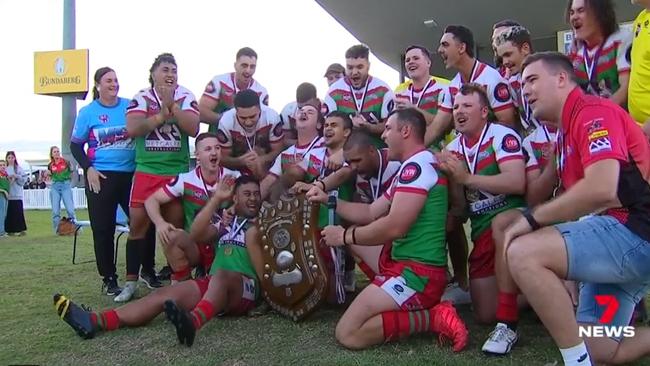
[53, 175, 262, 347]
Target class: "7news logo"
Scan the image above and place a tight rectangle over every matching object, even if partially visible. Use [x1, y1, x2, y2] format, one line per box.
[578, 295, 636, 338]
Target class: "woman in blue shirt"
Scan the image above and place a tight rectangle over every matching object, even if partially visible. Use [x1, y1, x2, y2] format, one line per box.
[70, 67, 135, 296]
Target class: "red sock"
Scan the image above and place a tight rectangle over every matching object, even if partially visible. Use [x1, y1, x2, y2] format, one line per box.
[381, 309, 437, 342]
[495, 292, 519, 324]
[93, 309, 120, 331]
[171, 267, 191, 281]
[190, 300, 215, 329]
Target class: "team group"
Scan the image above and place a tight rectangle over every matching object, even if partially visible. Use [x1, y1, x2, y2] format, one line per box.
[53, 1, 650, 365]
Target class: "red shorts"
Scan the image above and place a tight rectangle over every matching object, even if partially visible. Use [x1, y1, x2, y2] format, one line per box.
[197, 243, 215, 271]
[469, 228, 496, 279]
[372, 244, 447, 311]
[129, 171, 175, 208]
[192, 274, 256, 316]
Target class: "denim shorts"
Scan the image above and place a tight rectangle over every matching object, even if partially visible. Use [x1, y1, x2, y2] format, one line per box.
[555, 215, 650, 333]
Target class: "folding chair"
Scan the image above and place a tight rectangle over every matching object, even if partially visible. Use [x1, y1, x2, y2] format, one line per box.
[72, 206, 130, 265]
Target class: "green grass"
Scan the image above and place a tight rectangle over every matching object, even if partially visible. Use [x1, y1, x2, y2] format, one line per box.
[1, 210, 648, 366]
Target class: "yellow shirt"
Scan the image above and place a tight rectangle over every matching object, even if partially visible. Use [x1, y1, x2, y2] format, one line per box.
[629, 9, 650, 126]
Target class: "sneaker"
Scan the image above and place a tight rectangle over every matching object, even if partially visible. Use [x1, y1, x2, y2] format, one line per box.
[432, 301, 468, 352]
[140, 271, 163, 289]
[18, 231, 26, 236]
[482, 322, 518, 355]
[158, 266, 173, 281]
[441, 282, 472, 305]
[53, 293, 95, 339]
[164, 300, 196, 347]
[344, 270, 356, 293]
[102, 277, 122, 296]
[0, 233, 8, 238]
[114, 281, 137, 302]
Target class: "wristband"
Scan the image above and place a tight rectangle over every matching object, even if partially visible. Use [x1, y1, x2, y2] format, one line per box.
[522, 208, 541, 230]
[343, 227, 349, 246]
[352, 227, 357, 245]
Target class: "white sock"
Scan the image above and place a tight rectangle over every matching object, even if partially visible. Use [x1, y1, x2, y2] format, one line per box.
[560, 342, 591, 366]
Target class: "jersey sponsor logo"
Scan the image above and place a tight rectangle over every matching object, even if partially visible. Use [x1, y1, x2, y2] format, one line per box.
[502, 134, 521, 153]
[398, 162, 421, 184]
[589, 137, 612, 154]
[586, 118, 604, 133]
[589, 130, 609, 140]
[216, 129, 229, 144]
[127, 99, 138, 110]
[98, 114, 109, 124]
[145, 124, 182, 152]
[204, 81, 215, 94]
[494, 82, 511, 103]
[273, 121, 284, 138]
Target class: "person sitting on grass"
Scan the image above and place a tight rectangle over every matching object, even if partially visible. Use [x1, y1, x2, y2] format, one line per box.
[52, 175, 261, 346]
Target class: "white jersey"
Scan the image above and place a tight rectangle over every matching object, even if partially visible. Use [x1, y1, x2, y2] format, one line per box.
[449, 60, 514, 115]
[522, 126, 557, 172]
[268, 136, 324, 177]
[356, 148, 401, 203]
[323, 76, 395, 123]
[280, 101, 298, 133]
[202, 72, 269, 108]
[384, 149, 442, 201]
[216, 105, 283, 152]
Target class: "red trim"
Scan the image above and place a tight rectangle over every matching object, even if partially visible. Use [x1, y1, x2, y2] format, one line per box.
[126, 110, 146, 115]
[618, 68, 631, 75]
[526, 165, 540, 172]
[492, 103, 514, 112]
[183, 108, 200, 115]
[201, 93, 219, 101]
[394, 187, 428, 195]
[162, 185, 178, 198]
[497, 155, 524, 164]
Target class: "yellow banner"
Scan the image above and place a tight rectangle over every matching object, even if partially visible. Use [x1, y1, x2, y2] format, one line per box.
[34, 49, 89, 94]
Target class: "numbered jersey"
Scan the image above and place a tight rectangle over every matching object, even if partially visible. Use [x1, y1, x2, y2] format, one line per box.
[508, 73, 543, 135]
[523, 126, 557, 172]
[127, 85, 199, 175]
[567, 28, 632, 98]
[217, 106, 284, 170]
[202, 73, 269, 132]
[163, 166, 240, 230]
[446, 123, 526, 238]
[323, 76, 395, 123]
[383, 149, 448, 266]
[268, 136, 324, 177]
[449, 61, 514, 119]
[355, 148, 401, 203]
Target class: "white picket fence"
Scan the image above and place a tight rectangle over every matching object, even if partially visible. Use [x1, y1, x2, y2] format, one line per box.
[23, 188, 88, 209]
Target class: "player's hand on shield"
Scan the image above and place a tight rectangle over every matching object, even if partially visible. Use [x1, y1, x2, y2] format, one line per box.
[290, 181, 313, 194]
[320, 225, 345, 247]
[306, 185, 328, 204]
[156, 221, 176, 247]
[214, 175, 236, 201]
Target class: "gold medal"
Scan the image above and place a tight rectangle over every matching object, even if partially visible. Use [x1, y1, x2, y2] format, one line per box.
[224, 247, 233, 256]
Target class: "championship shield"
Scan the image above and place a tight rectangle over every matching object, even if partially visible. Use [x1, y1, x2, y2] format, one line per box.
[258, 194, 330, 321]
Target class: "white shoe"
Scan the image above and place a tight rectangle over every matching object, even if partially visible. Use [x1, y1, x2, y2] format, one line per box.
[344, 270, 356, 293]
[482, 322, 518, 355]
[114, 281, 137, 303]
[441, 282, 472, 305]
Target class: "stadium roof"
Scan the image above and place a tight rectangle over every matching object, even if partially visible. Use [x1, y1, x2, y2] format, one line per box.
[316, 0, 640, 78]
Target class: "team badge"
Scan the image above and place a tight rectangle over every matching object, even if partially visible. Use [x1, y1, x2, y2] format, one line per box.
[494, 83, 511, 103]
[501, 134, 521, 153]
[98, 114, 109, 124]
[398, 162, 421, 184]
[224, 247, 233, 256]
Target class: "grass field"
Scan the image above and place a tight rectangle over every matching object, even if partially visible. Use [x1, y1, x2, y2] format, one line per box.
[1, 210, 648, 366]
